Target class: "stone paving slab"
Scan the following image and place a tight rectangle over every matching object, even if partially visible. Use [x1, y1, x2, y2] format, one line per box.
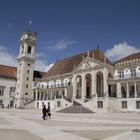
[63, 130, 127, 140]
[104, 131, 140, 140]
[0, 109, 140, 140]
[0, 116, 11, 124]
[0, 129, 44, 140]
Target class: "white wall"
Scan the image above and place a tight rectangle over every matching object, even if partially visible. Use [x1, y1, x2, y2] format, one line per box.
[0, 78, 16, 107]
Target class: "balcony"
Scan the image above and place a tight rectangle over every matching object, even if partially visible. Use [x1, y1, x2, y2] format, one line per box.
[115, 72, 140, 80]
[34, 82, 71, 90]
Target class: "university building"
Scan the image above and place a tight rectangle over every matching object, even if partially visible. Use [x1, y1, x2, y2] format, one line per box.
[1, 30, 140, 113]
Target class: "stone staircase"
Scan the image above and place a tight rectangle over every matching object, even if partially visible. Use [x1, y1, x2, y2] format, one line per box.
[24, 99, 35, 109]
[63, 96, 72, 103]
[57, 100, 94, 113]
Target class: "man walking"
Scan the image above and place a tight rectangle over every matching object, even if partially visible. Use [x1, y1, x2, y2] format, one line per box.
[42, 105, 47, 120]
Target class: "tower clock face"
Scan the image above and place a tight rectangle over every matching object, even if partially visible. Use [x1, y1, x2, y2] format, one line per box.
[21, 34, 28, 40]
[24, 34, 28, 39]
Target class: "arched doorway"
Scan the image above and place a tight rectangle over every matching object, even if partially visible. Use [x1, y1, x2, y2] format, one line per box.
[76, 75, 82, 99]
[85, 73, 92, 99]
[96, 72, 104, 97]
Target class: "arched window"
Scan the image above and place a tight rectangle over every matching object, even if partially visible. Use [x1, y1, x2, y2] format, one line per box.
[21, 46, 24, 53]
[28, 46, 31, 54]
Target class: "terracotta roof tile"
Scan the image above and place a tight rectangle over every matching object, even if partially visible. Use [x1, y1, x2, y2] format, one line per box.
[44, 49, 112, 78]
[115, 52, 140, 64]
[0, 65, 17, 80]
[0, 64, 45, 80]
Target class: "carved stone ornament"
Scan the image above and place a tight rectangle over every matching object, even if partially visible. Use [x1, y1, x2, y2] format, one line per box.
[84, 60, 91, 69]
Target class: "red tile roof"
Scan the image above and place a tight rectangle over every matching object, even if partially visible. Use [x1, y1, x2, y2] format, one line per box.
[115, 52, 140, 64]
[0, 65, 17, 80]
[0, 64, 45, 80]
[44, 49, 112, 78]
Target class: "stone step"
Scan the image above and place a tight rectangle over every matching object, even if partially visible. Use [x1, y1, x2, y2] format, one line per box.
[57, 105, 94, 113]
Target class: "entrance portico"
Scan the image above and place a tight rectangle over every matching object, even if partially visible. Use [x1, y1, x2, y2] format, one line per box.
[73, 70, 106, 101]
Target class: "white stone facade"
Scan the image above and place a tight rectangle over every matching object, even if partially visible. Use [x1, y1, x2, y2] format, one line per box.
[14, 31, 37, 108]
[0, 78, 16, 108]
[1, 31, 140, 113]
[34, 53, 140, 113]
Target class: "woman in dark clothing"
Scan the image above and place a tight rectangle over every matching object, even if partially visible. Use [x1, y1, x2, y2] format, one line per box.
[47, 106, 51, 119]
[42, 105, 47, 120]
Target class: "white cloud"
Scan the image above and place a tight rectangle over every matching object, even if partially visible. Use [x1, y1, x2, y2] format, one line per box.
[35, 52, 54, 72]
[34, 59, 53, 72]
[0, 45, 17, 66]
[46, 39, 76, 51]
[0, 45, 52, 72]
[105, 42, 140, 61]
[45, 63, 54, 72]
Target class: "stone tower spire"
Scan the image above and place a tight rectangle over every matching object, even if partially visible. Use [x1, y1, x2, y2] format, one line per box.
[14, 30, 37, 108]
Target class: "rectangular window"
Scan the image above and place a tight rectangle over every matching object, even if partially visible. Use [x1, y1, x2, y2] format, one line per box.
[10, 87, 15, 97]
[122, 101, 127, 109]
[57, 101, 61, 107]
[119, 71, 124, 78]
[136, 101, 140, 109]
[131, 69, 136, 77]
[0, 89, 4, 96]
[27, 46, 31, 54]
[97, 101, 103, 108]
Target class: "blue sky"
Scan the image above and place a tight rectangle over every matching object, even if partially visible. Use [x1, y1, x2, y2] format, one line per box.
[0, 0, 140, 71]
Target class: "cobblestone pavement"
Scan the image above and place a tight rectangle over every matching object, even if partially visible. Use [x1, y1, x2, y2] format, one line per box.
[0, 109, 140, 140]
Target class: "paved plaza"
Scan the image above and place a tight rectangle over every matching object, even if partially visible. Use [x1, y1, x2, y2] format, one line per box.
[0, 109, 140, 140]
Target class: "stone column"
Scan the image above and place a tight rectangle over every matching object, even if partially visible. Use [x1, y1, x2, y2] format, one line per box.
[126, 83, 129, 98]
[64, 88, 67, 97]
[91, 72, 96, 98]
[50, 91, 53, 100]
[82, 74, 86, 99]
[103, 69, 108, 97]
[117, 82, 121, 97]
[35, 89, 38, 100]
[38, 92, 40, 100]
[134, 82, 137, 98]
[72, 75, 77, 99]
[126, 83, 130, 98]
[47, 92, 48, 100]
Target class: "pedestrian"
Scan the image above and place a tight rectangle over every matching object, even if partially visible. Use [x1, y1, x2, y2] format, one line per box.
[47, 106, 51, 119]
[42, 105, 47, 120]
[2, 104, 4, 109]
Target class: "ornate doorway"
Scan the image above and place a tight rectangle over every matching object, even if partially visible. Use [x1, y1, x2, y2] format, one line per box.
[85, 74, 91, 99]
[96, 72, 103, 97]
[76, 75, 82, 99]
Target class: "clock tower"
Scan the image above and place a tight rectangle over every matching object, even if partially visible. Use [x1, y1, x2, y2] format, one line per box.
[15, 30, 37, 109]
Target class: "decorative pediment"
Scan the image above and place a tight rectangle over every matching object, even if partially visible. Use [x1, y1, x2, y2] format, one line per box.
[73, 57, 103, 73]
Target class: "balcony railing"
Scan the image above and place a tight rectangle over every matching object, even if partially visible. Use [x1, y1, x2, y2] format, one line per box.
[34, 82, 71, 89]
[114, 72, 140, 80]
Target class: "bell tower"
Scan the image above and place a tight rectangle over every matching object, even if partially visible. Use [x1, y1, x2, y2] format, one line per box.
[15, 30, 37, 108]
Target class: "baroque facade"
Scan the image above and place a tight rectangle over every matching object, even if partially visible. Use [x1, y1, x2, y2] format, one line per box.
[33, 46, 140, 113]
[0, 30, 140, 113]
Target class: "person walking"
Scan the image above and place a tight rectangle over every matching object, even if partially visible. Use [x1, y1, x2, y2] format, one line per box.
[42, 105, 47, 120]
[47, 106, 51, 119]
